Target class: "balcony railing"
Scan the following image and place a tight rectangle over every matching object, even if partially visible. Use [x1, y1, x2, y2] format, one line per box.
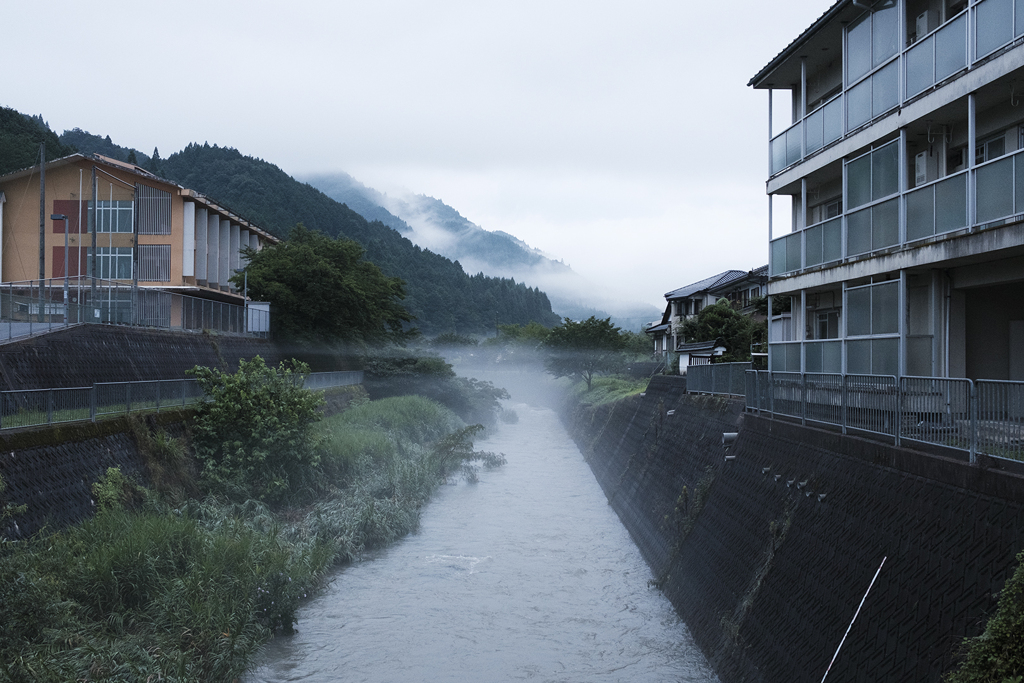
[769, 146, 1024, 277]
[0, 277, 268, 342]
[736, 371, 1024, 463]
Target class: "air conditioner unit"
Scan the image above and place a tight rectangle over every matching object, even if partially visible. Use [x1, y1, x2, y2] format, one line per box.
[916, 11, 935, 39]
[915, 151, 928, 186]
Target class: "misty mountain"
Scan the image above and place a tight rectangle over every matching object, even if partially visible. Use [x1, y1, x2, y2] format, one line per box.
[35, 125, 561, 335]
[305, 172, 661, 331]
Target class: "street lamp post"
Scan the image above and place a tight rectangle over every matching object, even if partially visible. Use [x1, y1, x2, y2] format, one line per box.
[50, 213, 69, 324]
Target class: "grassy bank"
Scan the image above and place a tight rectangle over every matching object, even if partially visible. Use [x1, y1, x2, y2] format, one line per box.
[0, 394, 502, 682]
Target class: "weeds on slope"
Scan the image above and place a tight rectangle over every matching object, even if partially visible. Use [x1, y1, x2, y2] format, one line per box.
[0, 393, 504, 681]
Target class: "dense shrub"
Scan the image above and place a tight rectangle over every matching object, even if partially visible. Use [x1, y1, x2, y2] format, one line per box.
[189, 356, 325, 503]
[945, 550, 1024, 683]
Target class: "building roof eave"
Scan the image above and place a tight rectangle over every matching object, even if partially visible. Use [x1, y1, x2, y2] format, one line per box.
[747, 0, 849, 89]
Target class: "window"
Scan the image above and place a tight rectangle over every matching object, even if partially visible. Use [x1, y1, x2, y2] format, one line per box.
[816, 311, 841, 339]
[87, 247, 133, 280]
[137, 185, 172, 235]
[88, 200, 134, 233]
[138, 245, 171, 282]
[976, 133, 1006, 164]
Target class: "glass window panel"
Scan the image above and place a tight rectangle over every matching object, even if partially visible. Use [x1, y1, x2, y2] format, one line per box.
[847, 339, 872, 374]
[823, 218, 843, 262]
[906, 185, 935, 241]
[872, 141, 899, 199]
[935, 15, 967, 81]
[805, 224, 823, 267]
[1015, 153, 1024, 215]
[871, 338, 899, 376]
[805, 342, 823, 373]
[771, 237, 787, 275]
[847, 15, 872, 83]
[806, 108, 824, 154]
[905, 37, 934, 97]
[770, 346, 787, 371]
[872, 61, 899, 117]
[771, 135, 787, 174]
[848, 79, 872, 130]
[976, 156, 1014, 222]
[824, 97, 843, 144]
[872, 199, 899, 249]
[786, 343, 802, 371]
[1018, 0, 1024, 38]
[823, 340, 843, 373]
[847, 208, 873, 255]
[787, 125, 802, 166]
[977, 0, 1013, 58]
[847, 154, 872, 209]
[935, 173, 968, 233]
[872, 2, 899, 66]
[786, 233, 802, 273]
[872, 282, 899, 334]
[847, 287, 872, 336]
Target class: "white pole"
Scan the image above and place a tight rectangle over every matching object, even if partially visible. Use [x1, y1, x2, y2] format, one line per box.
[820, 556, 887, 682]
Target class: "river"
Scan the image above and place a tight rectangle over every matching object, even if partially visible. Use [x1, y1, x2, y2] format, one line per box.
[249, 378, 716, 682]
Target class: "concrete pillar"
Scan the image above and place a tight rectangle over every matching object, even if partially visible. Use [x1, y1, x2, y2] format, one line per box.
[219, 218, 230, 291]
[207, 214, 220, 286]
[195, 207, 208, 282]
[250, 233, 260, 251]
[239, 229, 249, 262]
[182, 202, 196, 278]
[230, 223, 240, 290]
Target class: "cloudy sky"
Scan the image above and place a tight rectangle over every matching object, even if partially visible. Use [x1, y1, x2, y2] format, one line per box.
[5, 0, 828, 309]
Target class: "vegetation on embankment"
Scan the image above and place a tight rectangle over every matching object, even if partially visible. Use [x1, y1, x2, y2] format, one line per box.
[944, 549, 1024, 683]
[0, 359, 505, 682]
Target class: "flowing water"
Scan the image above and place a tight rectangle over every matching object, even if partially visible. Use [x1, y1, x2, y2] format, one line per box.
[249, 385, 716, 682]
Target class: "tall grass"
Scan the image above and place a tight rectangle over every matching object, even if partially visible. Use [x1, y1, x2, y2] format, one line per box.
[570, 375, 649, 406]
[0, 394, 503, 681]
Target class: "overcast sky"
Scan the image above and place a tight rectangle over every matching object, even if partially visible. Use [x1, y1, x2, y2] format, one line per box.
[5, 0, 828, 310]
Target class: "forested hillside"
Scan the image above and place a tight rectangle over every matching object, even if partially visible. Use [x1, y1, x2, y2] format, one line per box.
[42, 129, 561, 335]
[0, 107, 75, 176]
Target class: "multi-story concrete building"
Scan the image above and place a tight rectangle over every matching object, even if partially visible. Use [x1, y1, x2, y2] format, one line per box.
[751, 0, 1024, 381]
[0, 154, 278, 332]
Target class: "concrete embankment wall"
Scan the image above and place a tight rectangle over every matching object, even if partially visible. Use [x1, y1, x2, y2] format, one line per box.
[0, 325, 292, 390]
[566, 375, 1024, 682]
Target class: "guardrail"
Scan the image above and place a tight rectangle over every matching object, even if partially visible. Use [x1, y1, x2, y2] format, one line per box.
[0, 370, 364, 431]
[0, 276, 269, 343]
[686, 363, 752, 397]
[742, 371, 1024, 463]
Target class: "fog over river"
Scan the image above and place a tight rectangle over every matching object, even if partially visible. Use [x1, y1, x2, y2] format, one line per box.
[249, 372, 716, 682]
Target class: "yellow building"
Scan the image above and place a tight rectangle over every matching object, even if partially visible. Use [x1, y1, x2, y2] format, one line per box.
[0, 154, 279, 334]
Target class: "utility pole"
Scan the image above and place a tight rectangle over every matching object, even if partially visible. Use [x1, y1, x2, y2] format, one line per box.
[38, 143, 45, 322]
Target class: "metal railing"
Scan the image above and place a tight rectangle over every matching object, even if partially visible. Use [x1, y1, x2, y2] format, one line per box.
[686, 363, 751, 396]
[0, 277, 269, 343]
[742, 371, 1024, 463]
[0, 370, 364, 431]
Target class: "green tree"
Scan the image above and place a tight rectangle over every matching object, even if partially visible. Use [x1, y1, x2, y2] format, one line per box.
[679, 299, 757, 363]
[235, 224, 413, 345]
[189, 356, 325, 503]
[543, 316, 626, 390]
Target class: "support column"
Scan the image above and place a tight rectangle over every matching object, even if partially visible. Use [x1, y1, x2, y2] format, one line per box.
[229, 223, 240, 291]
[968, 92, 977, 227]
[250, 233, 259, 251]
[195, 207, 208, 283]
[219, 219, 230, 291]
[206, 214, 220, 287]
[182, 201, 196, 278]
